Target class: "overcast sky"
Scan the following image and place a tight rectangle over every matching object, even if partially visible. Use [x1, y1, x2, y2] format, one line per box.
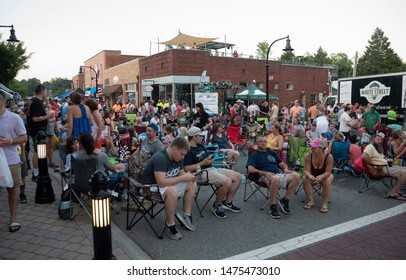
[1, 0, 405, 82]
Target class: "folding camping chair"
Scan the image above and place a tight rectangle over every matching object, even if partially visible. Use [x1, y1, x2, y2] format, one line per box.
[226, 125, 248, 155]
[357, 159, 394, 198]
[194, 169, 220, 217]
[60, 157, 98, 219]
[330, 140, 353, 175]
[287, 135, 307, 167]
[125, 155, 166, 239]
[292, 146, 322, 201]
[243, 147, 281, 210]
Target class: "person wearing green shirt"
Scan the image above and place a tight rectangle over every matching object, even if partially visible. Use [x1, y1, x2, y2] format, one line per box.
[363, 105, 380, 130]
[387, 106, 397, 125]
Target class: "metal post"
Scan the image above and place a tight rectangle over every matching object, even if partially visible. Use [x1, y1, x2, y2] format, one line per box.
[265, 36, 293, 104]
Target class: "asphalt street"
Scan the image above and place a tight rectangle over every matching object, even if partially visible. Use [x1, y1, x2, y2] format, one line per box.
[112, 151, 406, 260]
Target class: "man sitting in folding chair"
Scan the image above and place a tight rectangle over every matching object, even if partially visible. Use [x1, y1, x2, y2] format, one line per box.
[247, 136, 300, 219]
[141, 137, 197, 240]
[302, 138, 334, 213]
[184, 127, 242, 219]
[362, 133, 406, 201]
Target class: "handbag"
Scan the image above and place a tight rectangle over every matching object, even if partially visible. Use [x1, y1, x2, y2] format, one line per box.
[0, 148, 14, 188]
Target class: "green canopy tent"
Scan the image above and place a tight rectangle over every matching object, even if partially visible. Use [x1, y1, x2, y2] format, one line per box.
[226, 84, 278, 101]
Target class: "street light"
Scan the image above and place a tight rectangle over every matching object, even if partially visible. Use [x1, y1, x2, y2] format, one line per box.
[35, 131, 55, 204]
[89, 170, 115, 260]
[0, 25, 19, 42]
[79, 66, 98, 98]
[265, 36, 294, 104]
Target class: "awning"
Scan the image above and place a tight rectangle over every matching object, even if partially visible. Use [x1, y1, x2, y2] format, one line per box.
[103, 85, 123, 96]
[55, 89, 72, 99]
[161, 32, 218, 48]
[0, 83, 15, 99]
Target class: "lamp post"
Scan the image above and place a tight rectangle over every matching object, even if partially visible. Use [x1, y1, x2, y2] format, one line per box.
[35, 131, 55, 204]
[79, 66, 98, 98]
[0, 25, 19, 42]
[265, 36, 294, 104]
[89, 170, 115, 260]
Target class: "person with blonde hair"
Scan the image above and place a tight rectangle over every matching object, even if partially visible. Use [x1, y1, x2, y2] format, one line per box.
[266, 123, 285, 161]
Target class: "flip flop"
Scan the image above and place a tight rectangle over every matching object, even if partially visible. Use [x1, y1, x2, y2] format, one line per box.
[320, 207, 329, 213]
[387, 194, 406, 201]
[303, 203, 315, 210]
[9, 221, 21, 233]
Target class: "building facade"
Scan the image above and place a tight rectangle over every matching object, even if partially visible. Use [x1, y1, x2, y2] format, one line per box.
[78, 48, 334, 109]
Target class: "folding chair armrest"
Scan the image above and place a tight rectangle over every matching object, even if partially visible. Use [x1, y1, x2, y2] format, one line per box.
[196, 169, 210, 183]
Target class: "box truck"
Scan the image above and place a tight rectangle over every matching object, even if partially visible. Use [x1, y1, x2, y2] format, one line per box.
[324, 72, 406, 120]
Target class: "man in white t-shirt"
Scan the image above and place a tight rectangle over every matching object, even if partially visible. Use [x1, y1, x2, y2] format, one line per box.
[271, 101, 279, 119]
[339, 106, 352, 140]
[247, 102, 260, 117]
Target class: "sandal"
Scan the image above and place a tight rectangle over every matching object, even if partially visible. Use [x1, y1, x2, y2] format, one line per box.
[303, 203, 315, 210]
[387, 194, 406, 201]
[320, 207, 329, 213]
[9, 221, 21, 233]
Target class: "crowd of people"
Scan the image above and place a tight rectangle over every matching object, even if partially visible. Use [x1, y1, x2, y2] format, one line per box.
[1, 84, 406, 239]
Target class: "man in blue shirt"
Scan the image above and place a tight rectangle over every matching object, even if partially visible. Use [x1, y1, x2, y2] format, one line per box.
[247, 136, 300, 219]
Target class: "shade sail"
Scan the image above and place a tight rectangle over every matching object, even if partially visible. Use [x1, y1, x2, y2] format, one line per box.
[161, 32, 218, 48]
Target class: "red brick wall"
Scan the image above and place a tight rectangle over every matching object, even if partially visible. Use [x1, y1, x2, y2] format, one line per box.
[139, 49, 329, 107]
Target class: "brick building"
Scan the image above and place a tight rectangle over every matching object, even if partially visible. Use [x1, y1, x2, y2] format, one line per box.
[77, 48, 335, 109]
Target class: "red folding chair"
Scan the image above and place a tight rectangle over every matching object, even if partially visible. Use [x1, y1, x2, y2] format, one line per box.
[226, 126, 248, 156]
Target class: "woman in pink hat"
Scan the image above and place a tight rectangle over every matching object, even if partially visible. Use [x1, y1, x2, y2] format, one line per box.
[303, 137, 334, 213]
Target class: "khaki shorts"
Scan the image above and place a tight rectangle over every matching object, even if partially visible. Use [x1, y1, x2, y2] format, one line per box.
[258, 173, 289, 190]
[150, 182, 188, 198]
[8, 164, 22, 189]
[198, 167, 237, 186]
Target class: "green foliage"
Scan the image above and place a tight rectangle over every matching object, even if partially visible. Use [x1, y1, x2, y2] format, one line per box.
[20, 78, 41, 97]
[7, 79, 27, 97]
[0, 34, 31, 84]
[330, 53, 353, 78]
[256, 41, 269, 59]
[356, 27, 403, 76]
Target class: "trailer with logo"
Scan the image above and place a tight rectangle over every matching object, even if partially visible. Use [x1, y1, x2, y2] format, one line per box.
[324, 72, 406, 121]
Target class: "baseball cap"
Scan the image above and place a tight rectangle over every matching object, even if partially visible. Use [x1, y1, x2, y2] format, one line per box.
[309, 138, 323, 148]
[187, 127, 206, 137]
[377, 132, 385, 138]
[147, 123, 159, 132]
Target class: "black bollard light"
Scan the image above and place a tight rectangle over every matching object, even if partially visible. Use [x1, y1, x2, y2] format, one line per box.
[89, 170, 116, 260]
[35, 131, 55, 203]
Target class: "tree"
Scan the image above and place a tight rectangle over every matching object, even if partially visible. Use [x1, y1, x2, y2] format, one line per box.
[7, 79, 27, 97]
[330, 53, 353, 78]
[256, 41, 269, 59]
[313, 47, 331, 65]
[0, 34, 32, 84]
[21, 78, 41, 97]
[356, 27, 403, 75]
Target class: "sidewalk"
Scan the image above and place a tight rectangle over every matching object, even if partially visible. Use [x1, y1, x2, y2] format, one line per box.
[0, 169, 149, 260]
